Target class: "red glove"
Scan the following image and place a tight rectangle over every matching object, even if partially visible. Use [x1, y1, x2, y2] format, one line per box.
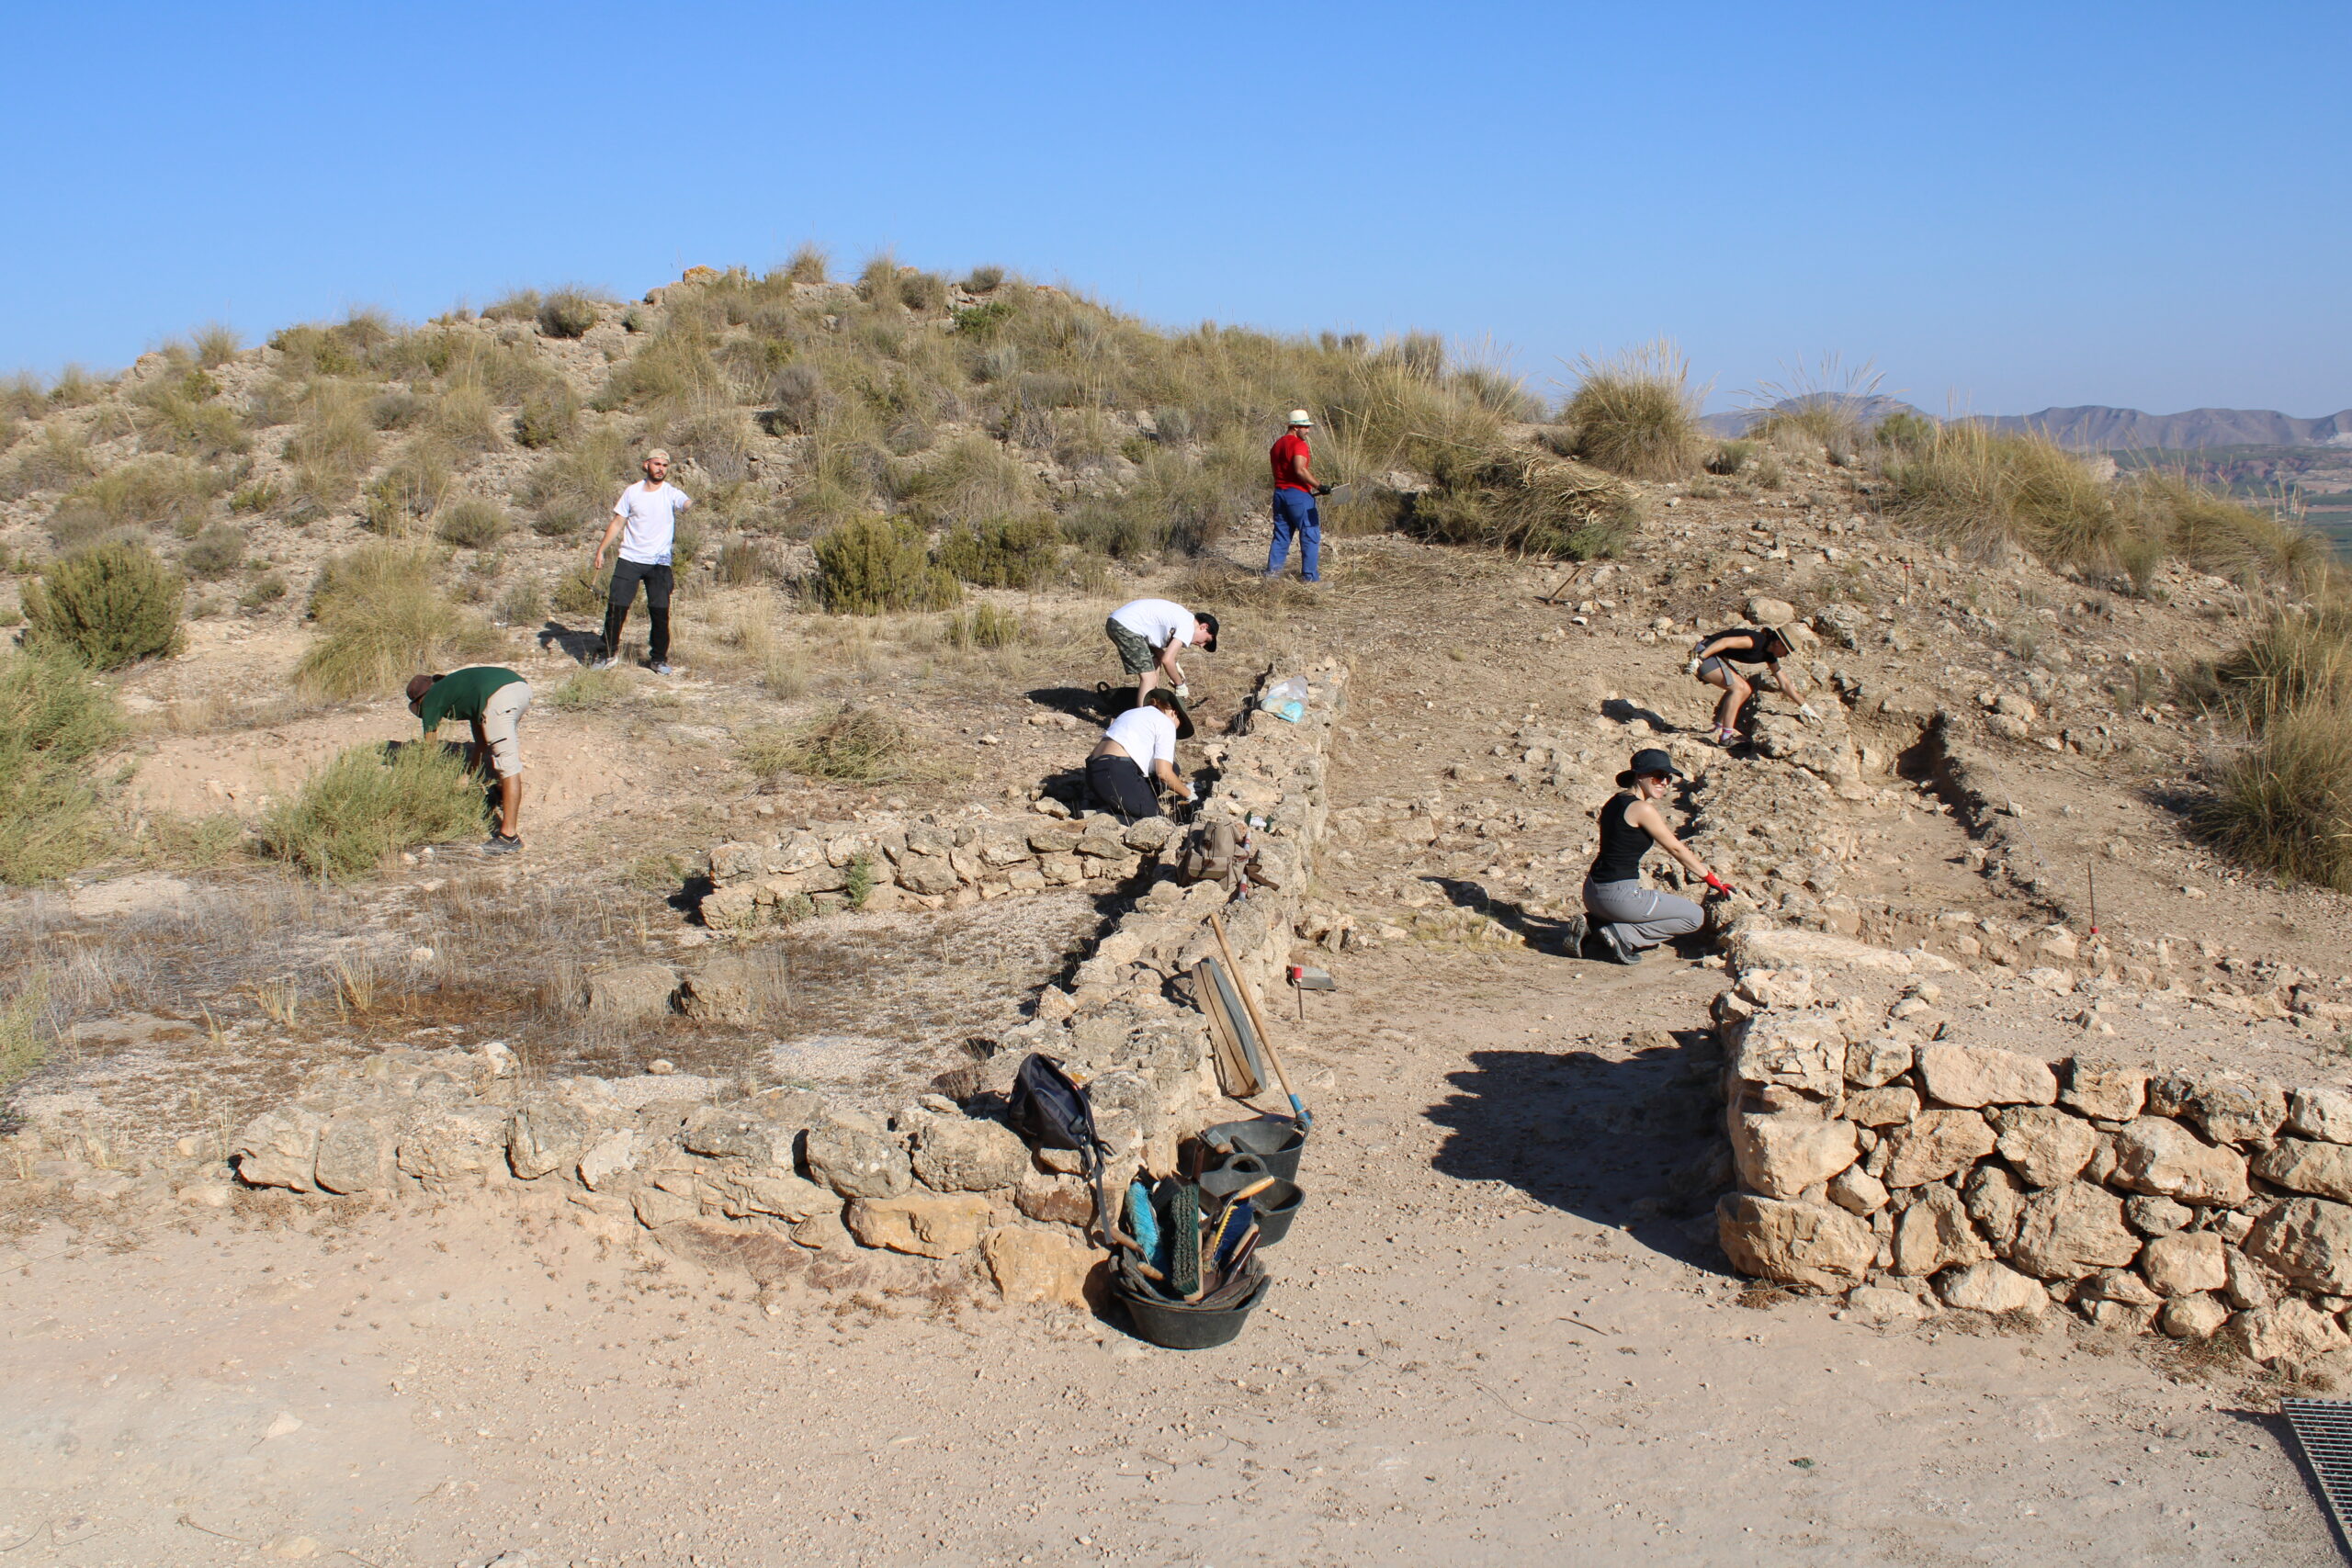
[1703, 873, 1734, 896]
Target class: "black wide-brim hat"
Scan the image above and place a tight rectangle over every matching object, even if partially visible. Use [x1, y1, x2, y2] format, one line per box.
[1137, 687, 1195, 740]
[1616, 747, 1685, 787]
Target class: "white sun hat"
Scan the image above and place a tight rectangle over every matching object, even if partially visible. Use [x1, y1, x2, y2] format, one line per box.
[1286, 409, 1314, 426]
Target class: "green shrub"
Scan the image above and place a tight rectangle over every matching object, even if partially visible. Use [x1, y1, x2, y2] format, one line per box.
[855, 253, 903, 307]
[436, 497, 511, 548]
[283, 384, 379, 503]
[182, 524, 245, 580]
[2196, 603, 2352, 730]
[1404, 451, 1644, 561]
[269, 311, 393, 378]
[899, 270, 950, 312]
[551, 563, 611, 617]
[495, 578, 545, 626]
[1706, 439, 1754, 476]
[812, 517, 961, 615]
[947, 603, 1025, 649]
[513, 383, 579, 448]
[363, 441, 456, 534]
[1558, 341, 1706, 481]
[132, 372, 248, 459]
[48, 365, 107, 407]
[1874, 410, 1937, 456]
[545, 666, 631, 711]
[431, 385, 503, 455]
[22, 541, 185, 668]
[238, 571, 288, 611]
[231, 479, 284, 514]
[537, 288, 605, 339]
[255, 741, 487, 879]
[295, 544, 497, 698]
[0, 975, 49, 1089]
[47, 456, 223, 546]
[937, 514, 1062, 588]
[0, 647, 121, 883]
[481, 289, 541, 323]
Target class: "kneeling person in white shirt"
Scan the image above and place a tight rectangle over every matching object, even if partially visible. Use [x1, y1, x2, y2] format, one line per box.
[592, 448, 693, 673]
[1086, 689, 1195, 820]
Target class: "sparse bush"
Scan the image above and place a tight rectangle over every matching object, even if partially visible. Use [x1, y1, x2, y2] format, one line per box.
[767, 363, 826, 433]
[0, 975, 49, 1087]
[230, 479, 283, 514]
[255, 741, 486, 879]
[369, 389, 428, 430]
[364, 441, 456, 534]
[22, 541, 185, 668]
[937, 514, 1062, 588]
[48, 365, 107, 407]
[436, 497, 511, 548]
[1754, 454, 1786, 490]
[545, 666, 632, 711]
[783, 243, 830, 285]
[431, 384, 503, 455]
[947, 603, 1025, 649]
[811, 516, 961, 615]
[193, 322, 242, 368]
[896, 435, 1043, 527]
[963, 265, 1005, 293]
[714, 537, 779, 586]
[239, 571, 288, 612]
[1405, 450, 1644, 561]
[537, 288, 605, 339]
[550, 563, 610, 617]
[47, 456, 223, 546]
[899, 270, 950, 312]
[132, 370, 248, 458]
[1875, 410, 1937, 456]
[269, 310, 394, 377]
[513, 383, 579, 448]
[283, 383, 379, 503]
[1557, 341, 1706, 481]
[3, 426, 97, 499]
[523, 429, 632, 536]
[295, 544, 497, 698]
[666, 404, 756, 484]
[761, 651, 809, 699]
[481, 290, 542, 323]
[2121, 471, 2327, 588]
[495, 578, 545, 626]
[745, 705, 915, 784]
[182, 524, 245, 580]
[1706, 439, 1754, 476]
[0, 646, 121, 884]
[855, 253, 903, 307]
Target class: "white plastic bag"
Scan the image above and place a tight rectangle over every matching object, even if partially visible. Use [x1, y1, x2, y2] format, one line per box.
[1258, 676, 1308, 723]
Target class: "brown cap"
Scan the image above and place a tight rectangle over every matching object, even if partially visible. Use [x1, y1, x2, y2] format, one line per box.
[405, 673, 435, 705]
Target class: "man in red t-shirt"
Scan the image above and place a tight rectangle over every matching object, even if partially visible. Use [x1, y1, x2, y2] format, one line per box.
[1267, 409, 1331, 582]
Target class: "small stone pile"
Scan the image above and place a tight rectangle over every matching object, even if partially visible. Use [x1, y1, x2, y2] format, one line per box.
[223, 661, 1348, 1312]
[1714, 924, 2352, 1366]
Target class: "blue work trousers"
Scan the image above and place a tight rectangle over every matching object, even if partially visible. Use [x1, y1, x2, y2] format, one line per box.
[1267, 489, 1321, 581]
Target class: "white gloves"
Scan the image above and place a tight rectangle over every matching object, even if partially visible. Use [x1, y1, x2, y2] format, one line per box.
[1685, 659, 1702, 677]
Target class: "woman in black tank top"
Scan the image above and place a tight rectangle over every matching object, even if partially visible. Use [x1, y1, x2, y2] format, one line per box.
[1687, 625, 1816, 748]
[1573, 748, 1732, 964]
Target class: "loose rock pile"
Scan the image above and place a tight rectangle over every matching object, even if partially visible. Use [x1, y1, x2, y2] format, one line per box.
[1713, 923, 2352, 1366]
[221, 662, 1348, 1312]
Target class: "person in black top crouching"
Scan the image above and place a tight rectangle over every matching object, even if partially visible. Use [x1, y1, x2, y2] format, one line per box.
[1687, 626, 1818, 747]
[1566, 748, 1733, 964]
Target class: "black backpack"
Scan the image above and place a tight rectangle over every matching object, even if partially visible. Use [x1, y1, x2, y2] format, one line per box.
[1008, 1054, 1112, 1242]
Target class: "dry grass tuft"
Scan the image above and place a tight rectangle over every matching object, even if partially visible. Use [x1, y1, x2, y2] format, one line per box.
[2198, 697, 2352, 894]
[255, 741, 487, 879]
[0, 647, 121, 884]
[1556, 340, 1707, 481]
[295, 544, 499, 699]
[743, 705, 923, 784]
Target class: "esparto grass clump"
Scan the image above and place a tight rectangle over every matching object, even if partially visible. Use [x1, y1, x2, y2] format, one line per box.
[255, 742, 487, 879]
[1555, 341, 1707, 481]
[0, 647, 121, 885]
[295, 544, 498, 698]
[741, 705, 919, 784]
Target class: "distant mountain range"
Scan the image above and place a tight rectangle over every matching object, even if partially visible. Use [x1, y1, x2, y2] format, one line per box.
[1703, 397, 2352, 451]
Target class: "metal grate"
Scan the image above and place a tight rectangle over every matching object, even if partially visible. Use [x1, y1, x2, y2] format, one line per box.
[2281, 1398, 2352, 1554]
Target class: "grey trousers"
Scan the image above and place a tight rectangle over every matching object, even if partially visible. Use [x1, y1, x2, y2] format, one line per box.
[1583, 876, 1704, 953]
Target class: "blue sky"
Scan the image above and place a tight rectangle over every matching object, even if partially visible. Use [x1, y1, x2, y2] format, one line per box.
[14, 1, 2348, 415]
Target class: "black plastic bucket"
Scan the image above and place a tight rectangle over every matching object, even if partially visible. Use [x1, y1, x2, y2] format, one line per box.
[1247, 1178, 1304, 1247]
[1203, 1117, 1306, 1183]
[1116, 1267, 1272, 1350]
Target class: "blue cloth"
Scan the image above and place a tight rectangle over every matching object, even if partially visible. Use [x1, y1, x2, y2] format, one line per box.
[1268, 489, 1320, 581]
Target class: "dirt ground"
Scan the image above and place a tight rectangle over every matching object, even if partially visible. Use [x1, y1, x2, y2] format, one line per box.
[7, 486, 2352, 1562]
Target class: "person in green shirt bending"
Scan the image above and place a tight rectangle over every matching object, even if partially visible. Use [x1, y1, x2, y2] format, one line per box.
[405, 666, 534, 855]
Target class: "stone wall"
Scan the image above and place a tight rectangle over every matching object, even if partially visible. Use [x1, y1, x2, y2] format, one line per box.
[1713, 921, 2352, 1367]
[223, 659, 1349, 1311]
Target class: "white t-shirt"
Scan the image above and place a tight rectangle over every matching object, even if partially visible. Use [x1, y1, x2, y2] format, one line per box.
[1109, 598, 1193, 651]
[612, 480, 693, 566]
[1102, 705, 1178, 775]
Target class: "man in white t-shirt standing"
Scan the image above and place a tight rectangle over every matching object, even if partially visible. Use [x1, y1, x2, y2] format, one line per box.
[1103, 596, 1217, 706]
[591, 448, 693, 673]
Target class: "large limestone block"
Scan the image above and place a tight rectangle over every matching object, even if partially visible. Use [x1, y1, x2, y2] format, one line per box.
[2252, 1139, 2352, 1203]
[1917, 1045, 2058, 1109]
[1725, 1010, 1846, 1100]
[681, 1100, 812, 1169]
[1725, 929, 1922, 976]
[2245, 1198, 2352, 1295]
[982, 1226, 1102, 1306]
[844, 1193, 992, 1258]
[2236, 1300, 2352, 1365]
[2169, 1075, 2287, 1145]
[1716, 1193, 1875, 1291]
[584, 964, 679, 1019]
[1893, 1184, 1992, 1276]
[805, 1117, 914, 1200]
[397, 1104, 513, 1187]
[2138, 1231, 2227, 1297]
[1963, 1163, 2029, 1249]
[2008, 1181, 2142, 1280]
[678, 955, 763, 1026]
[910, 1116, 1030, 1192]
[577, 1130, 649, 1190]
[1729, 1111, 1860, 1200]
[1845, 1087, 1920, 1127]
[895, 856, 961, 897]
[2288, 1089, 2352, 1145]
[509, 1100, 593, 1180]
[2061, 1059, 2148, 1122]
[1826, 1165, 1889, 1216]
[1881, 1109, 1996, 1188]
[698, 1168, 833, 1223]
[2108, 1119, 2249, 1205]
[1993, 1106, 2098, 1188]
[232, 1105, 326, 1191]
[2158, 1293, 2231, 1339]
[1844, 1038, 1915, 1089]
[1937, 1260, 2048, 1315]
[314, 1114, 397, 1194]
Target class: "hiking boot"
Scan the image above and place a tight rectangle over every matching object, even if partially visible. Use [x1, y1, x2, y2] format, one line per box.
[482, 832, 523, 857]
[1597, 925, 1639, 964]
[649, 661, 674, 676]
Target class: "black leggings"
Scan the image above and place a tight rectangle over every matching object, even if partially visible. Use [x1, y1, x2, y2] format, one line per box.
[1086, 755, 1160, 821]
[603, 560, 673, 663]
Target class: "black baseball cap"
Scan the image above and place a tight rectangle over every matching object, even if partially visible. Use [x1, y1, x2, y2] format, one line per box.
[1616, 748, 1685, 787]
[1195, 612, 1218, 652]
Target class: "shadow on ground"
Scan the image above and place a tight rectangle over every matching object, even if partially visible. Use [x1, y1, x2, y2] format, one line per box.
[1427, 1036, 1734, 1267]
[1026, 684, 1124, 725]
[537, 620, 605, 663]
[1423, 875, 1718, 964]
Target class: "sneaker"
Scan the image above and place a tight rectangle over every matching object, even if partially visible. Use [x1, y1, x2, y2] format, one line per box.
[1597, 925, 1639, 965]
[591, 656, 617, 671]
[1560, 912, 1589, 955]
[649, 661, 674, 676]
[482, 832, 523, 857]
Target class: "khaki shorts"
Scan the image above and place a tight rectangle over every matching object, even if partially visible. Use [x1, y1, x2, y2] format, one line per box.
[480, 680, 532, 777]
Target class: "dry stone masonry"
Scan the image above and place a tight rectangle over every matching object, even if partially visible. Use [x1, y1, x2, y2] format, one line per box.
[1713, 919, 2352, 1366]
[220, 661, 1348, 1312]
